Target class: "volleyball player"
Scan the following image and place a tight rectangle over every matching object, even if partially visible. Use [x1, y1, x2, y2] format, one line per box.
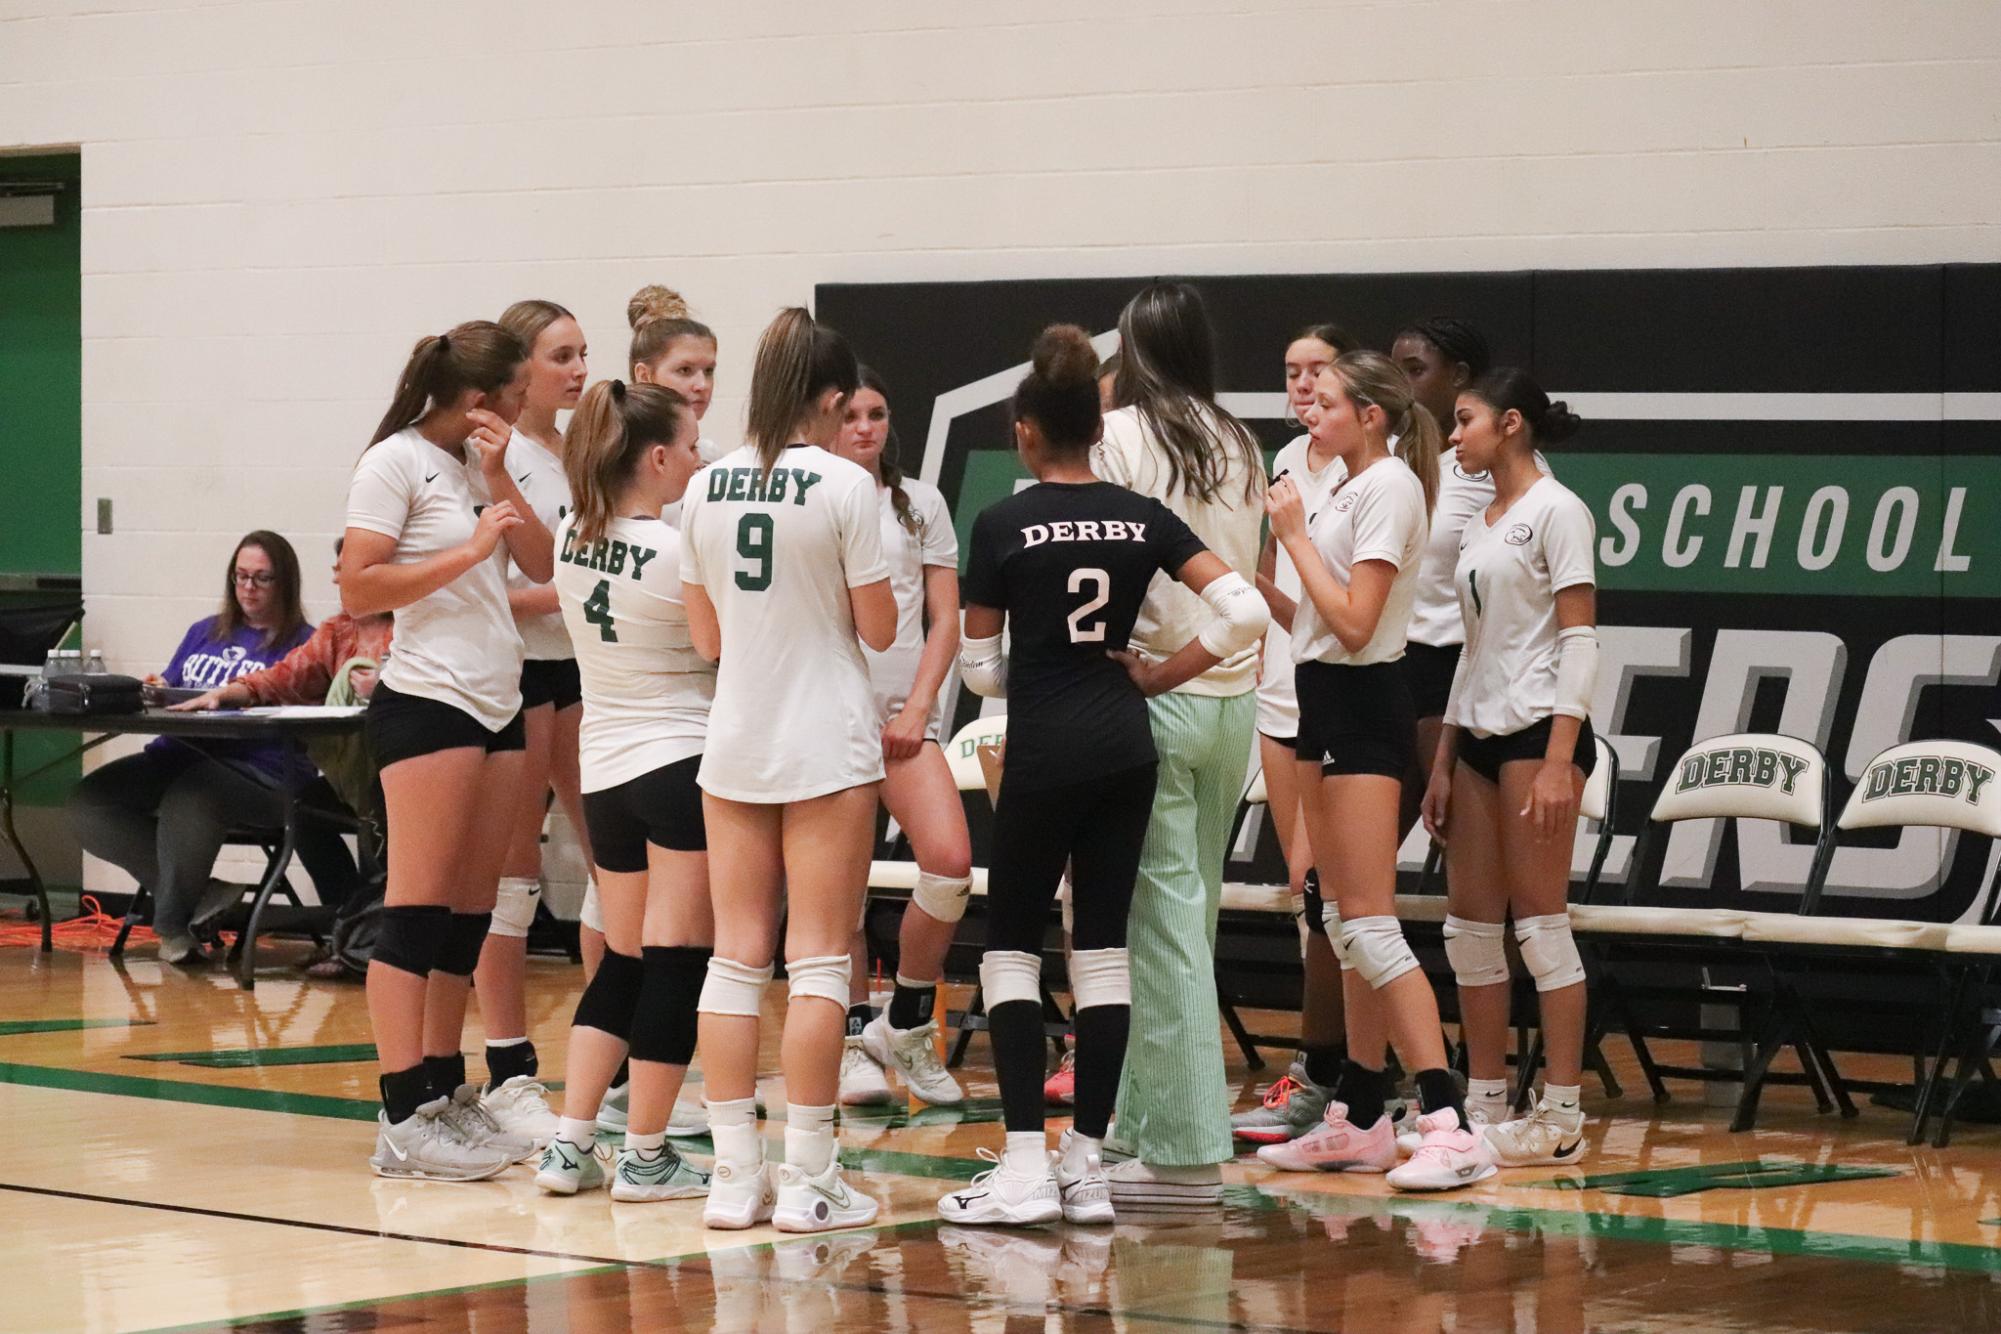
[535, 379, 717, 1201]
[343, 322, 555, 1180]
[1267, 350, 1493, 1191]
[590, 284, 720, 1138]
[680, 307, 896, 1233]
[1232, 323, 1361, 1148]
[831, 367, 973, 1109]
[939, 325, 1269, 1226]
[466, 299, 588, 1150]
[1421, 369, 1597, 1166]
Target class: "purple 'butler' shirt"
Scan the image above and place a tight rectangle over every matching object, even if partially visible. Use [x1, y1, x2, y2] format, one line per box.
[147, 615, 312, 779]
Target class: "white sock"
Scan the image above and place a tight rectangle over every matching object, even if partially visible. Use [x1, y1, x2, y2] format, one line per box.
[707, 1096, 760, 1165]
[1060, 1132, 1101, 1175]
[785, 1102, 838, 1176]
[1003, 1131, 1049, 1174]
[625, 1129, 667, 1153]
[556, 1116, 597, 1150]
[1467, 1078, 1509, 1107]
[1542, 1083, 1582, 1114]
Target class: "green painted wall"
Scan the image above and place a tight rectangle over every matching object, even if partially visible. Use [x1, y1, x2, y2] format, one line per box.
[0, 153, 81, 579]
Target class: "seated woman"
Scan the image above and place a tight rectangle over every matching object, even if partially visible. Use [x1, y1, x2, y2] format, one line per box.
[68, 530, 315, 966]
[172, 538, 395, 944]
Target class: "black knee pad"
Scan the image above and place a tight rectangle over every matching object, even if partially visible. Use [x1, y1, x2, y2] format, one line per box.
[631, 945, 709, 1065]
[573, 948, 645, 1040]
[1302, 868, 1327, 938]
[371, 904, 450, 977]
[432, 911, 492, 977]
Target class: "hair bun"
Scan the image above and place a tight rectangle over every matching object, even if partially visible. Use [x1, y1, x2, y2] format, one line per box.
[627, 284, 692, 330]
[1539, 399, 1582, 444]
[1031, 324, 1098, 389]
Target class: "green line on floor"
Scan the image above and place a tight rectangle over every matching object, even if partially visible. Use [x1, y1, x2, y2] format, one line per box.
[0, 1018, 149, 1036]
[1521, 1158, 1899, 1197]
[0, 1061, 379, 1122]
[127, 1042, 381, 1068]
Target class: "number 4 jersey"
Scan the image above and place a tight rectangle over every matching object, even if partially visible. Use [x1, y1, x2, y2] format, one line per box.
[554, 512, 716, 793]
[678, 443, 891, 803]
[964, 480, 1208, 792]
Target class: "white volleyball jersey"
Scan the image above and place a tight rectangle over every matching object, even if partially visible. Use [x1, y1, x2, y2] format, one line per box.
[1409, 447, 1550, 649]
[1448, 475, 1597, 739]
[1290, 455, 1428, 668]
[1256, 433, 1346, 739]
[679, 443, 890, 802]
[346, 428, 524, 730]
[554, 512, 716, 792]
[504, 431, 576, 661]
[863, 476, 958, 735]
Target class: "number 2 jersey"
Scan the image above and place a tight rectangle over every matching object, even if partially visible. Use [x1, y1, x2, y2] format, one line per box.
[678, 443, 890, 803]
[963, 481, 1208, 793]
[553, 512, 715, 793]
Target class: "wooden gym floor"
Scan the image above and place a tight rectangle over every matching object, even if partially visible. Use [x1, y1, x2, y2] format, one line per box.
[3, 941, 2000, 1332]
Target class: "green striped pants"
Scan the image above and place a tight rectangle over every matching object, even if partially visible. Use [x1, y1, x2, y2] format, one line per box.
[1112, 688, 1257, 1167]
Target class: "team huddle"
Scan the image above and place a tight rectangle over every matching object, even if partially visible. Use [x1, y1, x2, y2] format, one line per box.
[342, 279, 1599, 1234]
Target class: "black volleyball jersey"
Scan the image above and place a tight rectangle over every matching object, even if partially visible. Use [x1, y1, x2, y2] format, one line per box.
[963, 480, 1208, 791]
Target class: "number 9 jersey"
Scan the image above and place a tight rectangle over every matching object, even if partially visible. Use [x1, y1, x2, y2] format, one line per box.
[553, 511, 716, 794]
[963, 480, 1207, 793]
[678, 443, 891, 803]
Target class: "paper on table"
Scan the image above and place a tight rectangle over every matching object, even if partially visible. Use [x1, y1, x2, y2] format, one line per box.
[240, 705, 368, 719]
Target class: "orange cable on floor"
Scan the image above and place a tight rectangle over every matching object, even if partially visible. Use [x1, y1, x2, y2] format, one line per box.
[0, 895, 152, 951]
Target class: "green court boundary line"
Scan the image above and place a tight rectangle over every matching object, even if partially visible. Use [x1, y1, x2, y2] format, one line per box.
[0, 1018, 149, 1036]
[11, 1058, 2001, 1279]
[127, 1042, 382, 1068]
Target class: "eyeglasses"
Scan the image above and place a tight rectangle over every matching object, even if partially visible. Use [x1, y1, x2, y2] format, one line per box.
[232, 570, 277, 588]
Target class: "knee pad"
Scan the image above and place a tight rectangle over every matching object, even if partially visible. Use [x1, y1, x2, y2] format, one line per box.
[580, 879, 603, 934]
[371, 904, 449, 977]
[913, 870, 974, 924]
[573, 947, 644, 1040]
[698, 955, 773, 1018]
[488, 876, 541, 939]
[631, 946, 709, 1065]
[434, 911, 492, 977]
[784, 954, 851, 1008]
[980, 949, 1042, 1009]
[1301, 868, 1328, 939]
[1515, 913, 1586, 992]
[1069, 947, 1130, 1010]
[1337, 915, 1421, 990]
[1443, 914, 1510, 988]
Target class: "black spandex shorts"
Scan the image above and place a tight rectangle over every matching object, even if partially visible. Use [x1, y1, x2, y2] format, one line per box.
[1459, 715, 1599, 786]
[582, 755, 707, 872]
[1294, 660, 1416, 780]
[986, 762, 1157, 954]
[1403, 642, 1462, 720]
[366, 683, 525, 771]
[519, 658, 583, 711]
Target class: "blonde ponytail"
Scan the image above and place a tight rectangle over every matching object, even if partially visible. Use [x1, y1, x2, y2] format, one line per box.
[564, 380, 688, 548]
[1330, 349, 1440, 518]
[1393, 402, 1442, 519]
[744, 306, 860, 477]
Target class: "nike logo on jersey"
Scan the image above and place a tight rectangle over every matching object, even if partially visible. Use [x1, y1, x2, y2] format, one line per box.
[424, 473, 440, 484]
[559, 527, 657, 579]
[517, 473, 533, 485]
[707, 465, 822, 506]
[1021, 520, 1147, 547]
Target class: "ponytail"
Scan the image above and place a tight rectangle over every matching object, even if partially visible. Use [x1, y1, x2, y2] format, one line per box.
[564, 379, 689, 548]
[369, 321, 526, 447]
[1329, 349, 1440, 518]
[1465, 367, 1583, 448]
[1013, 323, 1103, 453]
[745, 306, 859, 477]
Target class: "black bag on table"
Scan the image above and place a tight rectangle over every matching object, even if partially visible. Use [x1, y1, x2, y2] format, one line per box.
[42, 673, 144, 716]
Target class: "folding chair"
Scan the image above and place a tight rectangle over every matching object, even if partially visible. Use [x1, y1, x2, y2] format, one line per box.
[1571, 732, 1845, 1130]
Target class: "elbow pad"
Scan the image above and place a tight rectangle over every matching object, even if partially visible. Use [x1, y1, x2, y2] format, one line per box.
[1553, 625, 1599, 720]
[1195, 572, 1270, 659]
[960, 633, 1007, 698]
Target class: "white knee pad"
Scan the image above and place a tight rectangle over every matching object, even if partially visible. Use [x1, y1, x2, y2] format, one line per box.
[580, 879, 603, 934]
[697, 956, 773, 1017]
[913, 870, 974, 924]
[1515, 913, 1586, 992]
[1337, 915, 1421, 990]
[785, 954, 851, 1007]
[1320, 899, 1344, 948]
[1069, 947, 1130, 1010]
[980, 949, 1042, 1008]
[1443, 914, 1510, 988]
[488, 876, 541, 938]
[1289, 888, 1307, 922]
